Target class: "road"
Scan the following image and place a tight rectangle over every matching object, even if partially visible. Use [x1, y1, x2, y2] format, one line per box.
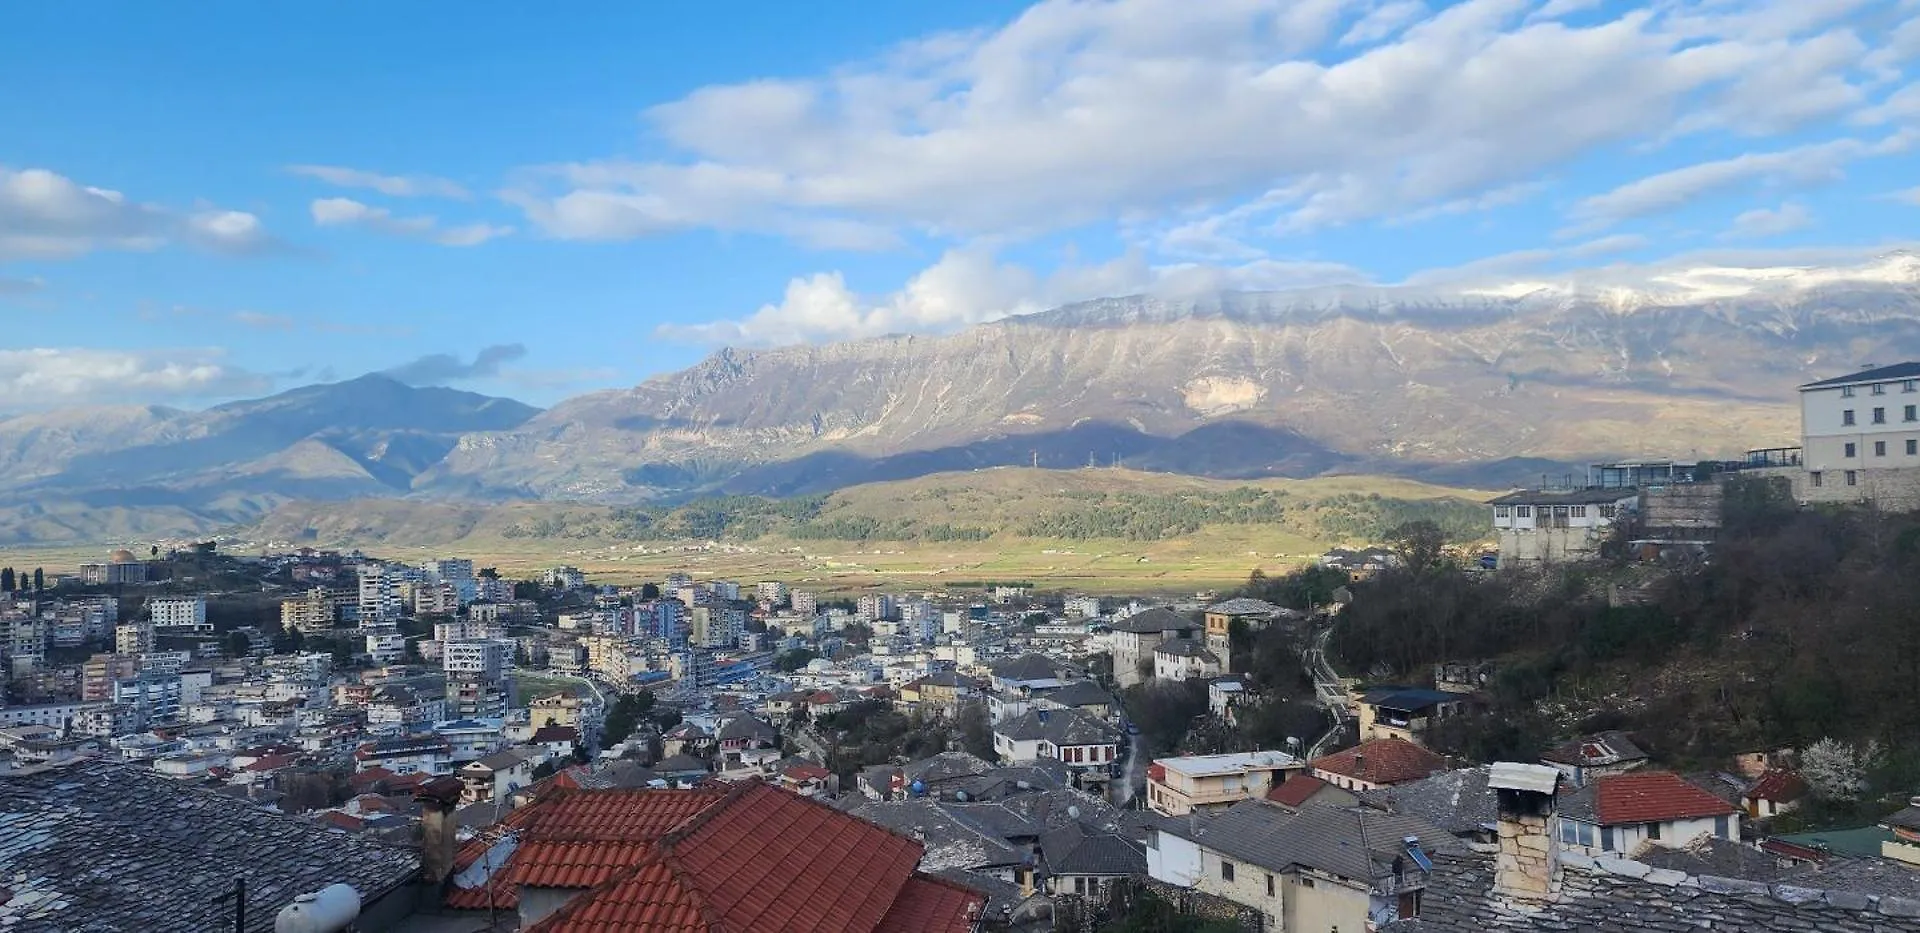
[1302, 620, 1349, 760]
[1112, 727, 1148, 808]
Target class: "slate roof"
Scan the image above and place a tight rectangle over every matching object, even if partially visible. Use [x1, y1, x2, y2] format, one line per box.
[1038, 679, 1115, 709]
[995, 708, 1120, 747]
[1540, 730, 1649, 768]
[1154, 640, 1219, 661]
[1205, 598, 1284, 616]
[958, 761, 1074, 801]
[1109, 607, 1200, 634]
[1888, 807, 1920, 832]
[1363, 765, 1498, 837]
[1633, 834, 1797, 882]
[1487, 488, 1641, 506]
[1801, 361, 1920, 388]
[990, 653, 1062, 682]
[1311, 738, 1448, 786]
[655, 753, 711, 775]
[571, 759, 661, 790]
[714, 715, 777, 743]
[903, 751, 994, 787]
[1782, 855, 1920, 900]
[1359, 687, 1469, 712]
[532, 725, 581, 744]
[1038, 821, 1147, 877]
[847, 798, 1027, 871]
[1382, 849, 1920, 932]
[1161, 800, 1459, 883]
[0, 758, 419, 932]
[524, 781, 984, 933]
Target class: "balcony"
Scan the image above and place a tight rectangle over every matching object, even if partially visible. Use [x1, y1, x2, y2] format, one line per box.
[1743, 447, 1803, 469]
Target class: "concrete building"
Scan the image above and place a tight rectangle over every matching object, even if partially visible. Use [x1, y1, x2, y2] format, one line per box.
[148, 595, 207, 630]
[423, 558, 477, 603]
[442, 638, 511, 682]
[1145, 751, 1303, 816]
[1792, 362, 1920, 509]
[279, 587, 337, 634]
[1109, 608, 1201, 688]
[1490, 488, 1641, 567]
[357, 564, 401, 626]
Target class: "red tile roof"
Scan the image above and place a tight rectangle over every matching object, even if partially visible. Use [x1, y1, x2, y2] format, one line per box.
[1595, 771, 1740, 825]
[1266, 774, 1332, 808]
[1310, 738, 1447, 786]
[513, 781, 983, 933]
[1745, 769, 1809, 804]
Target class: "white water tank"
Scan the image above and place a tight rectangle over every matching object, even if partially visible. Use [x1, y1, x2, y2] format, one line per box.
[275, 884, 361, 933]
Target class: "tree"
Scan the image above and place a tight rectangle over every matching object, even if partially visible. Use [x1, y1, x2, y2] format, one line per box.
[32, 567, 43, 591]
[272, 627, 306, 654]
[774, 648, 818, 672]
[1387, 520, 1449, 574]
[640, 582, 662, 600]
[478, 566, 500, 580]
[1, 567, 12, 592]
[1802, 737, 1880, 802]
[603, 691, 655, 747]
[513, 581, 543, 600]
[956, 699, 995, 760]
[225, 630, 253, 659]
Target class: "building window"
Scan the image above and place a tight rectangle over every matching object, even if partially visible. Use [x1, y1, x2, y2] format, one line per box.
[1299, 877, 1315, 889]
[1910, 440, 1918, 456]
[1570, 506, 1587, 518]
[1877, 441, 1888, 457]
[1875, 408, 1887, 424]
[1906, 405, 1917, 422]
[1843, 410, 1856, 425]
[1714, 815, 1730, 839]
[1266, 874, 1275, 897]
[1906, 380, 1918, 393]
[1845, 443, 1857, 458]
[1495, 506, 1510, 518]
[1515, 506, 1531, 518]
[1847, 471, 1859, 486]
[1601, 826, 1615, 851]
[1598, 504, 1618, 518]
[1873, 383, 1888, 395]
[1842, 386, 1856, 397]
[1811, 472, 1823, 487]
[1647, 822, 1662, 840]
[1074, 877, 1087, 895]
[1221, 860, 1235, 882]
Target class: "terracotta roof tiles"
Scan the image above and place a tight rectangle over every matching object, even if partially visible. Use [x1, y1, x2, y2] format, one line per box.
[1267, 774, 1333, 808]
[1311, 738, 1448, 786]
[1595, 772, 1739, 825]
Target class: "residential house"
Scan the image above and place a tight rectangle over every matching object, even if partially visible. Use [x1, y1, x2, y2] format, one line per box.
[435, 780, 984, 931]
[898, 671, 983, 717]
[1208, 675, 1249, 723]
[1145, 750, 1303, 816]
[661, 721, 715, 760]
[532, 725, 581, 761]
[1265, 773, 1359, 812]
[1540, 730, 1650, 786]
[1037, 821, 1147, 901]
[1201, 597, 1289, 667]
[1883, 799, 1920, 867]
[653, 752, 712, 786]
[1310, 737, 1449, 792]
[1034, 679, 1118, 721]
[1361, 765, 1499, 848]
[1490, 487, 1641, 567]
[460, 746, 543, 804]
[777, 760, 833, 797]
[1552, 771, 1741, 856]
[993, 708, 1121, 780]
[1153, 639, 1223, 681]
[1740, 768, 1809, 820]
[1108, 608, 1201, 688]
[987, 653, 1082, 722]
[1147, 800, 1460, 931]
[353, 734, 453, 776]
[714, 714, 781, 777]
[1356, 687, 1472, 744]
[1319, 547, 1399, 580]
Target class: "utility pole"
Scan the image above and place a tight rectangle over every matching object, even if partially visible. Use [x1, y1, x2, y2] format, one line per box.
[215, 877, 245, 933]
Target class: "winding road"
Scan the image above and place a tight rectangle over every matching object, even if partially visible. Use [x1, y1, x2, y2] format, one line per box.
[1303, 620, 1349, 760]
[1112, 727, 1148, 808]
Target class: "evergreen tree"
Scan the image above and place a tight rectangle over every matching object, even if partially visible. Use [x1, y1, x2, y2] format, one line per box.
[32, 567, 44, 591]
[1, 567, 13, 592]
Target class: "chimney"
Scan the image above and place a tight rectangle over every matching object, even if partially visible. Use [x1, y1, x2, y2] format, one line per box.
[1488, 762, 1563, 905]
[413, 776, 465, 886]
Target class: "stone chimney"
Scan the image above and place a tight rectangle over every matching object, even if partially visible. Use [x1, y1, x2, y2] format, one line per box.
[1488, 762, 1563, 904]
[414, 776, 465, 886]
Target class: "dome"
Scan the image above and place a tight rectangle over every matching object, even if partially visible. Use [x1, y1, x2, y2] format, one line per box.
[109, 549, 137, 563]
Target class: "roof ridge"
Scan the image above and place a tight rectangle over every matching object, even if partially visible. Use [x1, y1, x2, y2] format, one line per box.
[1552, 850, 1920, 919]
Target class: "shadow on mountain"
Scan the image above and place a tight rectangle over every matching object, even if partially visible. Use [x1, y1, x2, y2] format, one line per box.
[703, 420, 1357, 498]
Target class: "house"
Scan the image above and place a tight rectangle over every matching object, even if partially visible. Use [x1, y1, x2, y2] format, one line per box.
[1742, 769, 1809, 820]
[1266, 773, 1358, 812]
[1884, 799, 1920, 866]
[1108, 608, 1201, 688]
[992, 708, 1121, 780]
[1145, 750, 1303, 816]
[1552, 771, 1741, 856]
[459, 746, 543, 804]
[1037, 820, 1147, 901]
[653, 752, 711, 785]
[897, 671, 982, 717]
[1201, 597, 1289, 665]
[1310, 737, 1449, 792]
[1789, 361, 1920, 511]
[1153, 638, 1223, 681]
[353, 734, 453, 776]
[777, 760, 833, 797]
[1540, 730, 1650, 786]
[1146, 800, 1460, 932]
[1489, 488, 1641, 567]
[1361, 765, 1500, 848]
[1355, 687, 1472, 744]
[1033, 679, 1118, 721]
[0, 757, 421, 931]
[661, 721, 714, 759]
[1319, 547, 1399, 580]
[531, 724, 581, 760]
[436, 779, 984, 932]
[1208, 675, 1250, 722]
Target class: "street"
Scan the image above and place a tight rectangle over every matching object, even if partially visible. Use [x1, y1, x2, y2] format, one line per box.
[1303, 621, 1349, 759]
[1112, 727, 1148, 807]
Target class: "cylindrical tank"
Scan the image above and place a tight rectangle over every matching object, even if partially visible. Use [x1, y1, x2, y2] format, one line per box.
[274, 884, 361, 933]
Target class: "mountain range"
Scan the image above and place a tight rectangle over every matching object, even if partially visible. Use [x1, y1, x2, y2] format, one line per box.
[5, 252, 1920, 545]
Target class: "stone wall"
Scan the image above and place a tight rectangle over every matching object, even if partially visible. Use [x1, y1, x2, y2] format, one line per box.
[1494, 810, 1558, 903]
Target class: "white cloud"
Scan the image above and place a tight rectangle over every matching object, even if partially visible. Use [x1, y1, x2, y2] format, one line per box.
[0, 276, 45, 296]
[229, 310, 296, 331]
[1400, 233, 1648, 285]
[657, 247, 1368, 346]
[286, 164, 469, 199]
[310, 197, 512, 247]
[1894, 186, 1920, 204]
[0, 166, 279, 260]
[0, 348, 269, 409]
[1723, 202, 1815, 239]
[1566, 137, 1890, 232]
[184, 209, 280, 255]
[508, 0, 1903, 248]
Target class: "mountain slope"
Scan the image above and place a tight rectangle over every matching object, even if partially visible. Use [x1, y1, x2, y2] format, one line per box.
[421, 253, 1920, 502]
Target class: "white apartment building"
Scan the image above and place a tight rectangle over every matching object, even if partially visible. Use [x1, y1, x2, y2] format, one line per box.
[1796, 362, 1920, 508]
[149, 595, 207, 629]
[756, 581, 787, 603]
[424, 558, 477, 603]
[366, 630, 406, 664]
[357, 564, 401, 626]
[115, 623, 152, 655]
[443, 639, 511, 683]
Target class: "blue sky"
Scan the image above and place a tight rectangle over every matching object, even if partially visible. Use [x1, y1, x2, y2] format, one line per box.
[2, 0, 1917, 410]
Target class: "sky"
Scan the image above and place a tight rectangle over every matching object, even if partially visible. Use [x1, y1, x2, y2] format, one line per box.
[2, 0, 1918, 411]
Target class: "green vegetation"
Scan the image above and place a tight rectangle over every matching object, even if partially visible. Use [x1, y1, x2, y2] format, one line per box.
[602, 691, 655, 747]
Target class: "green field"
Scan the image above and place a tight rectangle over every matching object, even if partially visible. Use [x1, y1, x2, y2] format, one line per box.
[1, 468, 1493, 595]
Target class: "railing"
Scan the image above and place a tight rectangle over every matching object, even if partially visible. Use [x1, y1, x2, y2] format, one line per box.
[1742, 447, 1803, 468]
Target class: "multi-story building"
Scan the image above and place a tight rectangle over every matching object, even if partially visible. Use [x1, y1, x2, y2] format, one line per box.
[856, 593, 895, 623]
[423, 558, 477, 603]
[112, 673, 183, 728]
[1109, 608, 1201, 688]
[543, 566, 587, 590]
[1490, 487, 1642, 567]
[413, 582, 460, 617]
[365, 629, 406, 665]
[149, 596, 208, 630]
[114, 623, 152, 655]
[82, 654, 141, 702]
[279, 588, 337, 634]
[443, 639, 510, 683]
[8, 617, 49, 677]
[790, 591, 817, 615]
[755, 580, 787, 603]
[1793, 362, 1920, 508]
[356, 564, 401, 626]
[688, 604, 739, 649]
[1145, 751, 1303, 816]
[79, 550, 147, 585]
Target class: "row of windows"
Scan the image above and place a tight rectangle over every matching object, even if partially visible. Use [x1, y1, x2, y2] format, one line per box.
[1212, 859, 1278, 897]
[1812, 471, 1859, 487]
[1839, 405, 1919, 426]
[1556, 816, 1730, 851]
[1840, 439, 1920, 458]
[1493, 504, 1620, 519]
[1839, 380, 1919, 397]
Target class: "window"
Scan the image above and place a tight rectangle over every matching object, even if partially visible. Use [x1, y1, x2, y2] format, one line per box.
[1910, 440, 1918, 456]
[1647, 822, 1662, 840]
[1811, 472, 1824, 487]
[1221, 860, 1235, 882]
[1906, 405, 1917, 422]
[1877, 441, 1888, 456]
[1907, 380, 1918, 393]
[1875, 407, 1887, 424]
[1515, 506, 1532, 518]
[1846, 442, 1857, 458]
[1842, 386, 1856, 397]
[1570, 505, 1587, 518]
[1495, 506, 1510, 518]
[1601, 826, 1615, 851]
[1299, 877, 1315, 889]
[1873, 383, 1888, 395]
[1074, 877, 1088, 895]
[1599, 504, 1617, 518]
[1714, 815, 1730, 839]
[1266, 874, 1275, 898]
[1847, 471, 1859, 486]
[1843, 410, 1856, 425]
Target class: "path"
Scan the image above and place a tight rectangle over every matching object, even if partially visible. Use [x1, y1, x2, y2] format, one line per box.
[1302, 620, 1349, 760]
[1112, 727, 1148, 808]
